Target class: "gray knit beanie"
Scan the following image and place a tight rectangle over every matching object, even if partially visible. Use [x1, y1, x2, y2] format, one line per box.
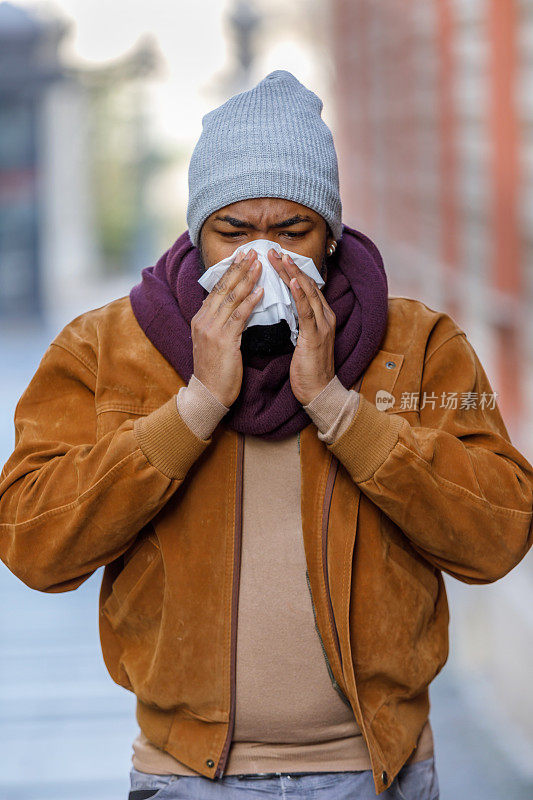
[186, 69, 342, 248]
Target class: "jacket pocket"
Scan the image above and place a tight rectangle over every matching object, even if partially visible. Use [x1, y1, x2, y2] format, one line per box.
[381, 514, 439, 603]
[96, 405, 160, 439]
[102, 530, 163, 629]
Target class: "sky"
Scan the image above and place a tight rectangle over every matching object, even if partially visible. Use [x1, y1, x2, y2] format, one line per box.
[20, 0, 231, 147]
[18, 0, 326, 150]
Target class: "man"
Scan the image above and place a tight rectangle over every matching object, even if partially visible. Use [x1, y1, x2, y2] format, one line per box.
[1, 70, 532, 800]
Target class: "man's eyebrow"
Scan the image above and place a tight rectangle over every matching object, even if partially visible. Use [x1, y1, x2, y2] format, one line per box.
[213, 214, 313, 229]
[270, 215, 313, 229]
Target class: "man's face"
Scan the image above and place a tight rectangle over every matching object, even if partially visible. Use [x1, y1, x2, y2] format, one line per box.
[198, 198, 335, 360]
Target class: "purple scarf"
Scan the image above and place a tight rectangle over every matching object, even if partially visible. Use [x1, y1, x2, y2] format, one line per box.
[130, 223, 389, 440]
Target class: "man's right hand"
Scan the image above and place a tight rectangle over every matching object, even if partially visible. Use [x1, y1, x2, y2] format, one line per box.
[191, 248, 263, 407]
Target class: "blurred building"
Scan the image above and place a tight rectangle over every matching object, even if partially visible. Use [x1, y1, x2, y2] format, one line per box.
[0, 2, 67, 317]
[328, 0, 533, 778]
[329, 0, 532, 450]
[210, 0, 333, 114]
[0, 2, 161, 325]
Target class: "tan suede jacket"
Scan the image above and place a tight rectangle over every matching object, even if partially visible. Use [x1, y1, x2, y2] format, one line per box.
[1, 295, 532, 795]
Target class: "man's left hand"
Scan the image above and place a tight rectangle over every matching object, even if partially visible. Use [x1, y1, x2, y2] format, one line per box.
[268, 249, 336, 406]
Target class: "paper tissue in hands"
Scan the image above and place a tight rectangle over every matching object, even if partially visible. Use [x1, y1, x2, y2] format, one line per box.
[197, 239, 325, 346]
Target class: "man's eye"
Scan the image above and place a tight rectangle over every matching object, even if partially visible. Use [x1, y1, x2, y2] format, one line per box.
[218, 230, 306, 238]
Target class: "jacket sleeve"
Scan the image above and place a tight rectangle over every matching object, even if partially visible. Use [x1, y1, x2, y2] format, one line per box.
[0, 340, 212, 593]
[327, 330, 533, 584]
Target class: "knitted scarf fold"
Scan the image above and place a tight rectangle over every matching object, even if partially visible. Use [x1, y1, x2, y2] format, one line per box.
[129, 224, 389, 441]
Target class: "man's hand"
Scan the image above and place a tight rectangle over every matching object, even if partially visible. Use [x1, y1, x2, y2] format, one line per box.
[191, 249, 264, 407]
[268, 249, 336, 406]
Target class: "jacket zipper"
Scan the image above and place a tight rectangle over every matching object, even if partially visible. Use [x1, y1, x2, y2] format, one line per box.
[322, 381, 383, 783]
[214, 431, 245, 779]
[321, 374, 365, 680]
[304, 453, 351, 708]
[307, 374, 384, 785]
[314, 433, 380, 778]
[305, 568, 351, 708]
[322, 454, 343, 669]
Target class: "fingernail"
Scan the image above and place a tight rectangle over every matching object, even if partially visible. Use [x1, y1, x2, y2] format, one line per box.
[270, 248, 281, 259]
[235, 251, 245, 263]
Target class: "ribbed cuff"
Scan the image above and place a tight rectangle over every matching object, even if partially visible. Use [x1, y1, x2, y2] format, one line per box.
[327, 395, 404, 483]
[177, 374, 230, 441]
[133, 396, 212, 480]
[303, 374, 359, 441]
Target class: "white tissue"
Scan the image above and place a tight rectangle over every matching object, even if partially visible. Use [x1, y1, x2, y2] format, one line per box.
[197, 239, 324, 346]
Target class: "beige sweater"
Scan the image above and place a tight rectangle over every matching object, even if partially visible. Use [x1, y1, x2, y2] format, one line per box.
[132, 374, 434, 775]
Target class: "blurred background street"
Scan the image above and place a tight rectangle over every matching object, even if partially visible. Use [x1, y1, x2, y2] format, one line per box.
[1, 0, 532, 797]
